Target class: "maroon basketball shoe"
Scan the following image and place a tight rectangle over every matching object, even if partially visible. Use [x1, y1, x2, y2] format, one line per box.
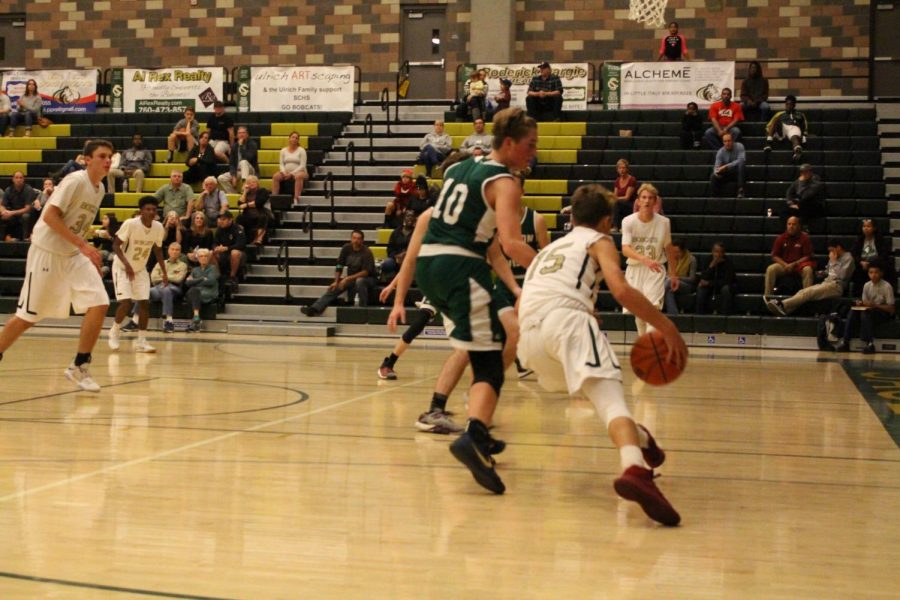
[614, 465, 681, 526]
[638, 424, 666, 469]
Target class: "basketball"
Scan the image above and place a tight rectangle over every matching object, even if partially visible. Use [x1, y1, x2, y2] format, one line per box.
[630, 330, 686, 385]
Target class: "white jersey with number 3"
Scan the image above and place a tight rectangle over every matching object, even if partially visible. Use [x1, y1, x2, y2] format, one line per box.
[30, 170, 105, 256]
[113, 217, 165, 271]
[519, 226, 607, 328]
[621, 212, 671, 266]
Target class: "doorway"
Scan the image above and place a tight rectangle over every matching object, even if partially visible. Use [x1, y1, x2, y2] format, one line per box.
[872, 2, 900, 97]
[400, 6, 447, 99]
[0, 14, 25, 69]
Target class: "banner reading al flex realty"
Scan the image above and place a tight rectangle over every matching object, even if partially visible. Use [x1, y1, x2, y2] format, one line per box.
[116, 67, 224, 113]
[245, 66, 354, 112]
[2, 70, 97, 114]
[618, 61, 735, 109]
[478, 63, 589, 111]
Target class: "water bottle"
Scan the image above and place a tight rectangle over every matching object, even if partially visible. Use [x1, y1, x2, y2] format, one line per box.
[766, 208, 772, 217]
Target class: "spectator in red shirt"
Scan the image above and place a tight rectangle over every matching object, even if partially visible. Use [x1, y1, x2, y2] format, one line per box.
[764, 216, 815, 298]
[385, 169, 416, 227]
[658, 21, 689, 61]
[703, 88, 744, 150]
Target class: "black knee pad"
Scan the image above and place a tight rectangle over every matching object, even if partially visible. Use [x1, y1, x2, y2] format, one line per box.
[468, 350, 504, 396]
[401, 308, 434, 344]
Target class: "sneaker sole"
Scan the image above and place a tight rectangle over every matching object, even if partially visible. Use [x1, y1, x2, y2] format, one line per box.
[613, 477, 680, 526]
[414, 420, 457, 434]
[376, 369, 397, 381]
[135, 348, 157, 353]
[63, 371, 101, 393]
[449, 436, 505, 494]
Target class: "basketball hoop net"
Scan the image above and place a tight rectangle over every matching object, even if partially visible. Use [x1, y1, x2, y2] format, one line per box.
[629, 0, 668, 28]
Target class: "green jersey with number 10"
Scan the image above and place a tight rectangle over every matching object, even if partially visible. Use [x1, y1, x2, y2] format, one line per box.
[422, 157, 515, 258]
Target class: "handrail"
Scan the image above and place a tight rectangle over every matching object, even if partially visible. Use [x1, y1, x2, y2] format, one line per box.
[345, 142, 356, 197]
[354, 65, 362, 105]
[301, 205, 316, 264]
[379, 87, 392, 135]
[324, 171, 337, 228]
[276, 241, 295, 303]
[363, 113, 375, 164]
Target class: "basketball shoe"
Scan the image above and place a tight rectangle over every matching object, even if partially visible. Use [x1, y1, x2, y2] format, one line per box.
[614, 466, 680, 526]
[637, 424, 666, 469]
[64, 364, 101, 393]
[449, 423, 505, 494]
[415, 409, 463, 434]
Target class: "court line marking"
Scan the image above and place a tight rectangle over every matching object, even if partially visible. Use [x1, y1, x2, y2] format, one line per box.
[0, 569, 232, 599]
[0, 375, 433, 504]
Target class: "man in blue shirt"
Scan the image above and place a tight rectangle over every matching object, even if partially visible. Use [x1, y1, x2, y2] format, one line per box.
[709, 132, 746, 198]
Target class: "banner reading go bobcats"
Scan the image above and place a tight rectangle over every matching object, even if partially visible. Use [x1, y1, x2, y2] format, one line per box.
[1, 70, 97, 114]
[618, 61, 735, 109]
[121, 67, 224, 113]
[478, 63, 589, 111]
[248, 66, 354, 112]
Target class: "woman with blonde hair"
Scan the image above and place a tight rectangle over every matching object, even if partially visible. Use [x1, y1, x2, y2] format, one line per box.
[272, 131, 308, 207]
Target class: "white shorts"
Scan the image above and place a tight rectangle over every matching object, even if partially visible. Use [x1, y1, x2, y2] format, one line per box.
[112, 263, 151, 301]
[781, 124, 802, 141]
[15, 246, 109, 323]
[212, 140, 230, 155]
[518, 309, 622, 395]
[623, 264, 665, 313]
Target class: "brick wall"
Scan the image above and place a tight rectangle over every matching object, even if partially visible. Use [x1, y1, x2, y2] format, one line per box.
[0, 0, 871, 100]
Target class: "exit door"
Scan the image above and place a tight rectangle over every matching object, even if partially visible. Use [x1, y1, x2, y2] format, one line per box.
[400, 7, 447, 99]
[0, 14, 25, 69]
[872, 2, 900, 97]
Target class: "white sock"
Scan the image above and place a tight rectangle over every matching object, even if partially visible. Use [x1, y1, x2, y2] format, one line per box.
[636, 425, 649, 449]
[138, 332, 146, 345]
[619, 445, 645, 471]
[165, 316, 174, 323]
[132, 314, 140, 325]
[111, 322, 120, 332]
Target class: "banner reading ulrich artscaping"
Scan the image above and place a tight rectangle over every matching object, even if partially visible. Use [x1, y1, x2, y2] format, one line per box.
[618, 61, 735, 109]
[248, 66, 354, 112]
[478, 63, 589, 111]
[1, 70, 97, 114]
[120, 67, 224, 113]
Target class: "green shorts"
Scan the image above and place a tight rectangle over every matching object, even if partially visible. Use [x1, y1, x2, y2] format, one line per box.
[416, 254, 507, 351]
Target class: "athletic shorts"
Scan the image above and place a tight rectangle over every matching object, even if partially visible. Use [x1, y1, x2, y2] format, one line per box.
[113, 263, 151, 301]
[15, 245, 109, 323]
[518, 308, 622, 394]
[492, 277, 523, 309]
[416, 254, 507, 351]
[622, 264, 665, 313]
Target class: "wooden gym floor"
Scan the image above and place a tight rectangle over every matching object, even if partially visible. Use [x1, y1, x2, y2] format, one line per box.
[0, 328, 897, 599]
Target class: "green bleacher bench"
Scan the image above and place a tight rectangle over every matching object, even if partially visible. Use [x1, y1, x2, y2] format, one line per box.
[0, 137, 55, 150]
[11, 124, 69, 137]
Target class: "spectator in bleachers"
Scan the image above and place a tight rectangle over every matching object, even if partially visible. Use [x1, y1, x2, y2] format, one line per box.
[155, 170, 194, 220]
[494, 78, 512, 113]
[764, 95, 807, 162]
[833, 260, 895, 354]
[612, 158, 637, 231]
[161, 210, 183, 253]
[704, 88, 744, 150]
[385, 169, 416, 227]
[149, 241, 189, 333]
[465, 70, 488, 121]
[680, 101, 703, 149]
[108, 133, 152, 193]
[381, 210, 416, 281]
[767, 239, 854, 316]
[695, 241, 737, 315]
[783, 163, 825, 225]
[416, 120, 452, 176]
[764, 215, 815, 298]
[213, 211, 247, 290]
[10, 79, 42, 137]
[526, 61, 563, 122]
[0, 171, 37, 241]
[459, 118, 492, 155]
[658, 21, 689, 61]
[218, 126, 258, 194]
[184, 247, 219, 332]
[663, 239, 697, 314]
[179, 211, 214, 267]
[166, 107, 198, 163]
[272, 131, 308, 207]
[237, 175, 272, 247]
[408, 175, 436, 215]
[52, 152, 86, 182]
[0, 89, 11, 137]
[92, 213, 120, 277]
[739, 61, 771, 122]
[301, 229, 376, 317]
[709, 132, 746, 198]
[188, 176, 228, 225]
[33, 177, 53, 221]
[206, 101, 234, 162]
[184, 131, 220, 185]
[850, 218, 895, 293]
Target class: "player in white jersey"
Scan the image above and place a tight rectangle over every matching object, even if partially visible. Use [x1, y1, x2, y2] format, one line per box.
[518, 184, 687, 526]
[108, 196, 167, 353]
[0, 140, 114, 392]
[620, 183, 678, 335]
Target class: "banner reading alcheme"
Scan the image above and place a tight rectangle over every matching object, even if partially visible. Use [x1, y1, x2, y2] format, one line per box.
[618, 61, 735, 109]
[2, 70, 97, 114]
[247, 66, 354, 112]
[119, 67, 224, 113]
[478, 63, 589, 111]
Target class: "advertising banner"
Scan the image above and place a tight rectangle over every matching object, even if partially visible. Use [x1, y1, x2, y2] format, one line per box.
[601, 62, 622, 110]
[248, 66, 354, 112]
[478, 63, 589, 111]
[2, 69, 97, 114]
[618, 61, 735, 109]
[236, 66, 251, 113]
[122, 67, 224, 113]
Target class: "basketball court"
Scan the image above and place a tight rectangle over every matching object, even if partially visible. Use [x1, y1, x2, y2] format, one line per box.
[0, 329, 896, 598]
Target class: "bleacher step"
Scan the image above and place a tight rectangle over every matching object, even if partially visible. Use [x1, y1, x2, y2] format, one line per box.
[226, 323, 335, 337]
[344, 124, 433, 135]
